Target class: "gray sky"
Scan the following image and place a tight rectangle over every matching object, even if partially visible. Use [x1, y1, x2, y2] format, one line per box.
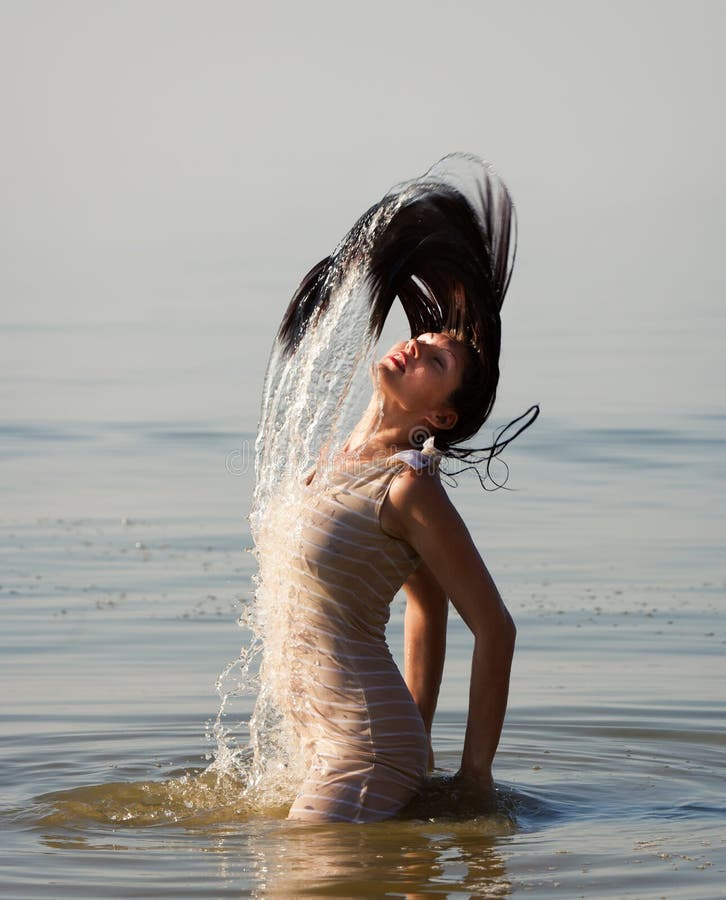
[1, 0, 724, 423]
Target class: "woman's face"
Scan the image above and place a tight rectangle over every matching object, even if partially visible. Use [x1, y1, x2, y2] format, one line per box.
[377, 332, 469, 428]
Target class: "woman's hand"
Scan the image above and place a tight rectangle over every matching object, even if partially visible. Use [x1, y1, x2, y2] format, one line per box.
[402, 769, 497, 819]
[453, 767, 496, 812]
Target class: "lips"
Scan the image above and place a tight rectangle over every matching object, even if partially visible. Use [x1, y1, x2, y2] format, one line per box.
[389, 351, 407, 372]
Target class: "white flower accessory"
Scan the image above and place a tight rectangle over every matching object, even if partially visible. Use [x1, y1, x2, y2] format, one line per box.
[421, 435, 443, 458]
[390, 433, 444, 473]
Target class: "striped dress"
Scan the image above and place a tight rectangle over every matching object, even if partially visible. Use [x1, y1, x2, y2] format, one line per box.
[280, 451, 433, 823]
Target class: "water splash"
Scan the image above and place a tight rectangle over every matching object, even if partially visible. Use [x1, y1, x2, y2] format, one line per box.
[204, 198, 400, 809]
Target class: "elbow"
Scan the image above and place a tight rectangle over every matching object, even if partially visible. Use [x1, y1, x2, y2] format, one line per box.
[473, 605, 516, 658]
[500, 607, 516, 656]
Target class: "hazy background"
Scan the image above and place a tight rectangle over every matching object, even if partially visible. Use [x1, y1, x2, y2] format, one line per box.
[1, 0, 724, 444]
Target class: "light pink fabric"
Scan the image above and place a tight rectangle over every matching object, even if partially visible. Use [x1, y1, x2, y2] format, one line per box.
[286, 455, 430, 823]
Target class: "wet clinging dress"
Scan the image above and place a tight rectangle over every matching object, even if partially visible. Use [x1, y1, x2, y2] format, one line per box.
[283, 451, 433, 823]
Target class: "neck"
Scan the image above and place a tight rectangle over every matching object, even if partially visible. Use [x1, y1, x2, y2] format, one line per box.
[343, 394, 421, 458]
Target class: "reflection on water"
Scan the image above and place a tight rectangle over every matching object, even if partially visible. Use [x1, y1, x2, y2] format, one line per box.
[251, 820, 511, 898]
[31, 775, 516, 898]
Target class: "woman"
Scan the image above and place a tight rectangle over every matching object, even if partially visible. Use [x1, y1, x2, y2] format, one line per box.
[249, 155, 537, 823]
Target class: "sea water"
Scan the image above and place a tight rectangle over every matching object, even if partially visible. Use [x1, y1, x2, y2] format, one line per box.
[1, 315, 725, 897]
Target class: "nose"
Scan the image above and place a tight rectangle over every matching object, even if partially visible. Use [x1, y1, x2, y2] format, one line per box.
[406, 338, 419, 358]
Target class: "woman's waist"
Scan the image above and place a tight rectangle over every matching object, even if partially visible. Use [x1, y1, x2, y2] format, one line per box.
[281, 630, 410, 704]
[292, 632, 400, 678]
[287, 664, 426, 744]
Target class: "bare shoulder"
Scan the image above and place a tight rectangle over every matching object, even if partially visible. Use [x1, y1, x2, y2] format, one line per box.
[387, 464, 450, 509]
[382, 464, 463, 540]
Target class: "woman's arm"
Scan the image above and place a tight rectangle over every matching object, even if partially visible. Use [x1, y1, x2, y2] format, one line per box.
[383, 467, 516, 801]
[402, 561, 448, 768]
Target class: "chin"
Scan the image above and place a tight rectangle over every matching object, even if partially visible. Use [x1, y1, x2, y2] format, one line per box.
[370, 359, 387, 388]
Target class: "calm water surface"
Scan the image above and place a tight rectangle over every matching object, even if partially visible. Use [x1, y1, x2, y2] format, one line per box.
[1, 322, 725, 898]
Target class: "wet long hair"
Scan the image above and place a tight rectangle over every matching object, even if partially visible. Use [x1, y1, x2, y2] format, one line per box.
[276, 156, 539, 487]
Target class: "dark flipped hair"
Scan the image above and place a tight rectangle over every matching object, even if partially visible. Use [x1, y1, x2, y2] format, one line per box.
[276, 155, 539, 486]
[439, 333, 494, 449]
[434, 331, 539, 487]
